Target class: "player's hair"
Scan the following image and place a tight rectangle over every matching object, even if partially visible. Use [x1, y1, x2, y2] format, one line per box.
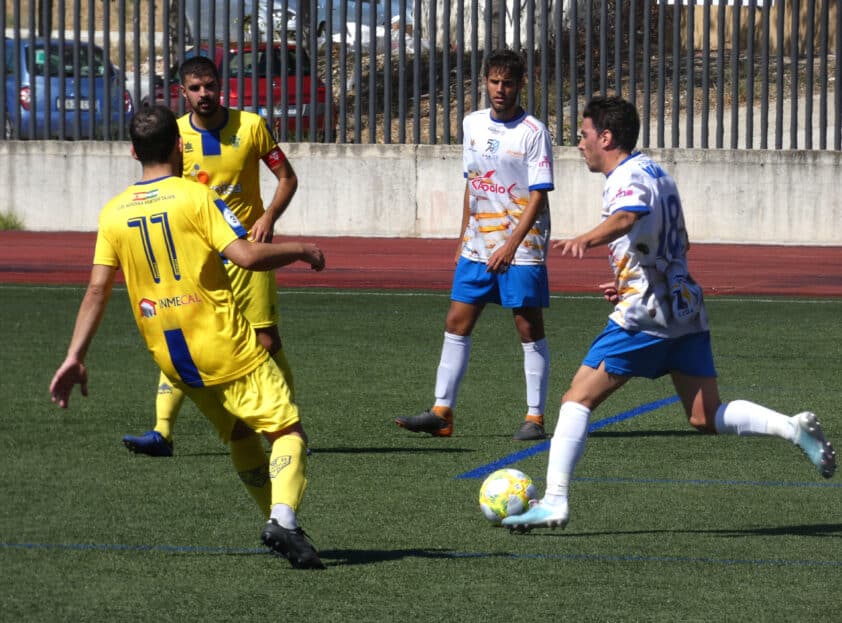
[130, 104, 179, 164]
[483, 49, 526, 83]
[582, 96, 640, 152]
[179, 55, 220, 84]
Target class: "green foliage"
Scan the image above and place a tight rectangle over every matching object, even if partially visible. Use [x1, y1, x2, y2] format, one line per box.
[0, 211, 24, 230]
[1, 286, 840, 621]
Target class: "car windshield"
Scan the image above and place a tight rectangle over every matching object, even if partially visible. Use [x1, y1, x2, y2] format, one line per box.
[227, 46, 310, 78]
[26, 43, 109, 78]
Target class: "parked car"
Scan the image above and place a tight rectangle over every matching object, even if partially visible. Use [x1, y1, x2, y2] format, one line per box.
[3, 37, 134, 139]
[144, 42, 333, 140]
[174, 0, 413, 46]
[224, 42, 332, 139]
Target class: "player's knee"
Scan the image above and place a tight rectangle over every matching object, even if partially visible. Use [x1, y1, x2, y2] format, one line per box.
[264, 421, 307, 444]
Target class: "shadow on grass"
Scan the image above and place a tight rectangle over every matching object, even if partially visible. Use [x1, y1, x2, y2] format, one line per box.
[318, 548, 511, 565]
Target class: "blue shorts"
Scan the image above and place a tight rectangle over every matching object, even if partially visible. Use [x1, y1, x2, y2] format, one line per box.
[582, 320, 717, 379]
[451, 257, 549, 308]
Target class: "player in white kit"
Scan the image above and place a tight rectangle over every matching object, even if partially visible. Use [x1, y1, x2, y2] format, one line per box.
[395, 49, 555, 441]
[503, 96, 836, 531]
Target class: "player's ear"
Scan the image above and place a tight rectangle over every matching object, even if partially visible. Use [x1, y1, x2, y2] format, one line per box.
[130, 145, 139, 161]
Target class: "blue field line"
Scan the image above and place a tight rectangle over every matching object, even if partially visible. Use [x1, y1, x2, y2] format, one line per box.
[455, 396, 681, 480]
[3, 541, 839, 568]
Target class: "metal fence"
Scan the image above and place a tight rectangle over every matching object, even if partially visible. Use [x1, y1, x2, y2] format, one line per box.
[2, 0, 840, 149]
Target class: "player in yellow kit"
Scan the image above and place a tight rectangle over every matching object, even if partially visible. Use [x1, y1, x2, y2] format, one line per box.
[123, 55, 299, 456]
[50, 105, 327, 569]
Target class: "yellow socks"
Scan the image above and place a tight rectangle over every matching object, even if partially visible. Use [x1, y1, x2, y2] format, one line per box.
[269, 434, 308, 510]
[154, 371, 185, 440]
[229, 432, 271, 519]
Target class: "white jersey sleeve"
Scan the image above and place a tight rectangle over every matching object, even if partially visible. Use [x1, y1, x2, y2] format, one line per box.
[461, 109, 554, 265]
[603, 153, 708, 338]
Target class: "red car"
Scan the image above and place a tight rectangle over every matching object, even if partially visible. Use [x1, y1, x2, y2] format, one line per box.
[144, 42, 332, 141]
[224, 42, 332, 140]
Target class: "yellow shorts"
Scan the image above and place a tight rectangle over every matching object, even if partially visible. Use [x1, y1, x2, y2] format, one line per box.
[179, 357, 299, 443]
[225, 261, 278, 329]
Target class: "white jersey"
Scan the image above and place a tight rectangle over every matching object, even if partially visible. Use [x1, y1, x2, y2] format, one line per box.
[603, 152, 709, 338]
[461, 108, 554, 265]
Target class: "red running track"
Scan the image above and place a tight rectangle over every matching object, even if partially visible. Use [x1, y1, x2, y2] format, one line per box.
[1, 231, 841, 297]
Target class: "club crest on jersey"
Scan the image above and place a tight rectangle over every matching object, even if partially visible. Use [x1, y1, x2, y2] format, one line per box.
[484, 138, 500, 155]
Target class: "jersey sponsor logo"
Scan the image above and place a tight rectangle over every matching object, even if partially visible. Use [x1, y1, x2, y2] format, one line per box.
[139, 298, 157, 318]
[470, 170, 516, 196]
[210, 183, 242, 197]
[613, 188, 635, 200]
[157, 292, 202, 310]
[537, 156, 552, 169]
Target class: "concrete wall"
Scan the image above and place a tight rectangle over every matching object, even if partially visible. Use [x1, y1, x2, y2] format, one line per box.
[2, 141, 840, 245]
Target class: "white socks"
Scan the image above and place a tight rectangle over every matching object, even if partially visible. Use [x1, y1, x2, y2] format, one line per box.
[714, 400, 798, 442]
[522, 338, 550, 416]
[270, 503, 298, 530]
[433, 332, 471, 408]
[544, 401, 591, 506]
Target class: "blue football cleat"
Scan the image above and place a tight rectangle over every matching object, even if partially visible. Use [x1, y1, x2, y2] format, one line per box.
[793, 412, 837, 478]
[122, 430, 173, 457]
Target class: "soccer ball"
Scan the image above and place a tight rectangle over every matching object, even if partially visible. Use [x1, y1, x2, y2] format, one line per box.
[478, 468, 537, 524]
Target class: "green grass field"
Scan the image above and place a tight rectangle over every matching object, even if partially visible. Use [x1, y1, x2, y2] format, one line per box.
[1, 284, 840, 621]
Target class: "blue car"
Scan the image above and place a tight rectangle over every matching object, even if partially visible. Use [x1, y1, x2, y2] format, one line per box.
[3, 37, 134, 140]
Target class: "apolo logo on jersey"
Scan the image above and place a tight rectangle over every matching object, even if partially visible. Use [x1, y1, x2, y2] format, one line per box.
[470, 170, 516, 195]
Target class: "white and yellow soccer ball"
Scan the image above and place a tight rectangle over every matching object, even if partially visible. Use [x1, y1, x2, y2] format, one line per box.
[478, 468, 537, 524]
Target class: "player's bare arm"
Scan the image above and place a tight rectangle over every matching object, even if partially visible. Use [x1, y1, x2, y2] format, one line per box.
[553, 210, 638, 258]
[223, 239, 325, 272]
[487, 188, 548, 273]
[250, 159, 299, 243]
[50, 264, 117, 408]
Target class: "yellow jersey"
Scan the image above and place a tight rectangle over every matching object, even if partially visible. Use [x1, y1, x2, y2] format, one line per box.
[93, 175, 268, 387]
[178, 108, 286, 231]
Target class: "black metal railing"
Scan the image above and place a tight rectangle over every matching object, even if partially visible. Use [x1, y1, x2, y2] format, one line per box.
[2, 0, 839, 149]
